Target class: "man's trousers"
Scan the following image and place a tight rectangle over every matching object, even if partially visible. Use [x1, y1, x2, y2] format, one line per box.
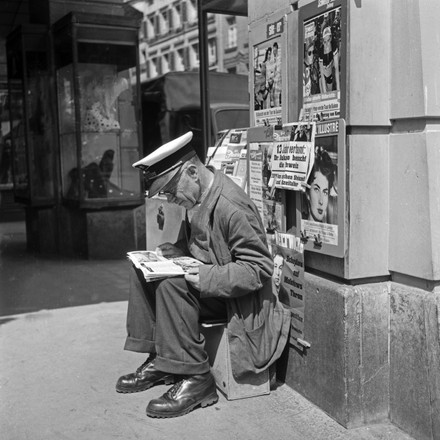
[124, 267, 227, 375]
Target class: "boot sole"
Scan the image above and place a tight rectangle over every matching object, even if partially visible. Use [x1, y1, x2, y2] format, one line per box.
[146, 392, 219, 418]
[116, 376, 175, 394]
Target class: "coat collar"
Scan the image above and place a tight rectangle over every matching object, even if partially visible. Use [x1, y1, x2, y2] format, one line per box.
[196, 167, 224, 223]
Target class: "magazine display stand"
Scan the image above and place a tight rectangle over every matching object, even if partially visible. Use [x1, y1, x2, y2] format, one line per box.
[51, 12, 144, 257]
[53, 12, 143, 210]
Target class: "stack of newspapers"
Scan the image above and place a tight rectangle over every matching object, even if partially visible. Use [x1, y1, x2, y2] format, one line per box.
[127, 251, 202, 282]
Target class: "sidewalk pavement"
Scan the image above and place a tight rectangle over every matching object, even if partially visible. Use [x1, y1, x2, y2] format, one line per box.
[0, 222, 414, 440]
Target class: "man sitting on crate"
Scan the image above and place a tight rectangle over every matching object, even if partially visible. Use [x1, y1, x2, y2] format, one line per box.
[116, 131, 291, 418]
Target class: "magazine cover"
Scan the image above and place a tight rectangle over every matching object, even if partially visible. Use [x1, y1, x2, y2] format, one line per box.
[299, 0, 346, 121]
[271, 232, 306, 350]
[298, 119, 345, 255]
[248, 140, 286, 239]
[206, 128, 248, 189]
[270, 122, 316, 192]
[251, 14, 287, 127]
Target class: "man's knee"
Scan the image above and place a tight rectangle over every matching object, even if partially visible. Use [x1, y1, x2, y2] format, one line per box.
[156, 277, 200, 311]
[156, 277, 187, 295]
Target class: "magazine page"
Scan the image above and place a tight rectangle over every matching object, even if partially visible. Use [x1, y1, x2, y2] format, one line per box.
[127, 250, 167, 267]
[127, 251, 203, 282]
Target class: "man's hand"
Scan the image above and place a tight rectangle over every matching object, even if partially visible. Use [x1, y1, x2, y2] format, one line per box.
[155, 242, 186, 258]
[184, 267, 200, 291]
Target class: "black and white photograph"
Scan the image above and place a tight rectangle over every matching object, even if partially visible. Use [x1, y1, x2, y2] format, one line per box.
[0, 1, 437, 439]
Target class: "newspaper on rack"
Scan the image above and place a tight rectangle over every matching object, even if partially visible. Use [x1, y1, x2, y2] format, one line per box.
[127, 250, 203, 282]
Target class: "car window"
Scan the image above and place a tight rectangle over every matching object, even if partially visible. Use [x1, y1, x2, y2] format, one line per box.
[215, 109, 249, 132]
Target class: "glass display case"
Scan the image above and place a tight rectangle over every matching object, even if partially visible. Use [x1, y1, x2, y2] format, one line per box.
[53, 12, 143, 208]
[6, 25, 55, 206]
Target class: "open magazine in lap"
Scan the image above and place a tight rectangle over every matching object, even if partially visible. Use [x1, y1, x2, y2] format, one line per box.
[127, 251, 203, 282]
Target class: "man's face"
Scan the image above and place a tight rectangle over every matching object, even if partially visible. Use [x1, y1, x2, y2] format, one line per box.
[305, 45, 314, 66]
[323, 28, 332, 45]
[273, 254, 284, 289]
[273, 45, 278, 57]
[308, 170, 329, 222]
[164, 165, 200, 210]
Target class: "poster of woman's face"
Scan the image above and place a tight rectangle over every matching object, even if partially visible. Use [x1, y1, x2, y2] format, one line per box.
[301, 132, 338, 246]
[302, 6, 342, 120]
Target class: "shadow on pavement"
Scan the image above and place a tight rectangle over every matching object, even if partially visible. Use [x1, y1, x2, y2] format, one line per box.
[0, 222, 131, 317]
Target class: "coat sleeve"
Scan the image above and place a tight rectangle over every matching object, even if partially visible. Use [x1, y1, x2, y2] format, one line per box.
[199, 208, 273, 299]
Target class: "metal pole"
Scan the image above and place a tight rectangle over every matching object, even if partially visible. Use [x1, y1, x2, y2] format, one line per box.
[197, 0, 211, 161]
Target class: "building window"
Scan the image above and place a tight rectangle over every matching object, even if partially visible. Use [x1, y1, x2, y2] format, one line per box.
[162, 54, 170, 74]
[169, 52, 175, 71]
[147, 14, 155, 39]
[187, 0, 197, 23]
[208, 38, 217, 66]
[149, 58, 159, 77]
[181, 1, 187, 23]
[154, 14, 160, 36]
[140, 43, 148, 64]
[190, 43, 199, 69]
[227, 17, 237, 49]
[176, 48, 185, 71]
[173, 3, 182, 29]
[153, 57, 161, 76]
[165, 8, 173, 32]
[160, 9, 169, 35]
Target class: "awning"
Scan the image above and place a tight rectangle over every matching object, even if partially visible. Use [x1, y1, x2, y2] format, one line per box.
[199, 0, 247, 16]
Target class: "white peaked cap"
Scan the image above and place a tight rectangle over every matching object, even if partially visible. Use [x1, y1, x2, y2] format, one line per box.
[133, 131, 193, 169]
[133, 131, 196, 197]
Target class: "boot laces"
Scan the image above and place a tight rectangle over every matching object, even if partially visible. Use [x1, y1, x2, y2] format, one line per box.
[166, 378, 185, 398]
[136, 354, 155, 374]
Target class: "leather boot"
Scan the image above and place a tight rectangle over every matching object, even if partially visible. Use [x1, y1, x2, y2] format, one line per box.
[146, 372, 218, 418]
[116, 355, 175, 393]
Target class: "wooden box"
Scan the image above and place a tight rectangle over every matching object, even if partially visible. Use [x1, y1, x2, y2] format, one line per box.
[201, 322, 270, 400]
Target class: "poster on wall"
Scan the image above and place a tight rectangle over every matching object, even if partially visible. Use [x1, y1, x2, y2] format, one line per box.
[297, 118, 346, 257]
[299, 0, 346, 122]
[251, 15, 287, 127]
